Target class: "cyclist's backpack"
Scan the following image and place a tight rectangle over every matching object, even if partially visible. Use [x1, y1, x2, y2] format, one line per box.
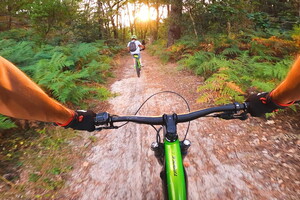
[129, 41, 137, 52]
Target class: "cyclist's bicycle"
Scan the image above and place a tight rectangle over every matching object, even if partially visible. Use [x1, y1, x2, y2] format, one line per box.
[133, 54, 142, 77]
[94, 93, 249, 200]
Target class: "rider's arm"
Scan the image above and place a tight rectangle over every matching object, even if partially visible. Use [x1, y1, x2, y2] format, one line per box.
[138, 44, 145, 49]
[246, 55, 300, 116]
[271, 56, 300, 104]
[0, 56, 74, 124]
[137, 41, 144, 50]
[0, 56, 96, 131]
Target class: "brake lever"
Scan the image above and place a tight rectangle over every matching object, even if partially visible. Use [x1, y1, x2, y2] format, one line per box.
[235, 112, 248, 120]
[95, 126, 119, 131]
[213, 111, 248, 120]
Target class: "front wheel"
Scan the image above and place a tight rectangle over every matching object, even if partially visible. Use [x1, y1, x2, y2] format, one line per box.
[135, 59, 141, 78]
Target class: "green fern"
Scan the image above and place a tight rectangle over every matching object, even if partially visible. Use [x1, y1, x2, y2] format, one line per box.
[179, 51, 228, 78]
[0, 40, 36, 66]
[250, 41, 273, 56]
[221, 45, 243, 57]
[83, 60, 110, 83]
[268, 58, 292, 80]
[27, 45, 113, 105]
[69, 43, 99, 62]
[0, 115, 17, 130]
[197, 68, 244, 104]
[0, 39, 17, 49]
[250, 55, 279, 62]
[195, 55, 229, 78]
[0, 36, 119, 106]
[251, 80, 275, 91]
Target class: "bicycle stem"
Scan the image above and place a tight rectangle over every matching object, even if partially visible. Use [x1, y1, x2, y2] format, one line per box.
[163, 114, 179, 142]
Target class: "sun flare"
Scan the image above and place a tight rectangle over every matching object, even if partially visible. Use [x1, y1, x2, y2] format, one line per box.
[136, 5, 150, 22]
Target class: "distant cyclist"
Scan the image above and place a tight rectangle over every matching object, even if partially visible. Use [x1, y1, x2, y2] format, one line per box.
[127, 35, 145, 67]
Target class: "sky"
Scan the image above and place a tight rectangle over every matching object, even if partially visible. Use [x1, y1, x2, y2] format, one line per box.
[80, 1, 167, 27]
[119, 3, 168, 27]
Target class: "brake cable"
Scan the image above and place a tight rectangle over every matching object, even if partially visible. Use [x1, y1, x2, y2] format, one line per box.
[114, 91, 191, 141]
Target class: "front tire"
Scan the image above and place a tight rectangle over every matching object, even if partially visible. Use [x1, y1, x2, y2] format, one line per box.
[135, 60, 141, 77]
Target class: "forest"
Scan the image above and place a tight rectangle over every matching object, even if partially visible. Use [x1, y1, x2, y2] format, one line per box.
[0, 0, 299, 199]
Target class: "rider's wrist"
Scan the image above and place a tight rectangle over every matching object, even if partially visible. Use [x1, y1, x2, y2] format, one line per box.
[269, 91, 294, 107]
[56, 111, 76, 127]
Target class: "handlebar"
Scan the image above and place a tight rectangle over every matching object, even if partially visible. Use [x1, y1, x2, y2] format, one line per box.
[95, 102, 249, 128]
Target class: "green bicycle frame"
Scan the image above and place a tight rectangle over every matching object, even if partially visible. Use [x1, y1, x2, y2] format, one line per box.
[164, 139, 187, 200]
[133, 54, 141, 68]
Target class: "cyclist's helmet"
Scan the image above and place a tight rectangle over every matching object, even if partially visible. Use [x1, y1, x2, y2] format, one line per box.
[131, 35, 137, 40]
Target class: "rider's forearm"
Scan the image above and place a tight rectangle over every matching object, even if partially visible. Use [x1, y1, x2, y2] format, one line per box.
[0, 56, 74, 124]
[271, 55, 300, 104]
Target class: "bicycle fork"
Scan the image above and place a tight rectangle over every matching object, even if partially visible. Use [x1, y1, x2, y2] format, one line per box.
[151, 139, 191, 165]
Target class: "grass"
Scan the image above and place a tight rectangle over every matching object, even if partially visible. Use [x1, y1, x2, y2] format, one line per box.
[0, 125, 81, 199]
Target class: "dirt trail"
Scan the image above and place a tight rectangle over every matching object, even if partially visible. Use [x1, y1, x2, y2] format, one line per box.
[62, 51, 299, 200]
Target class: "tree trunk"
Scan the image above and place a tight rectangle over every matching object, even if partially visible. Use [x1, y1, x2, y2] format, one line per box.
[146, 0, 151, 40]
[188, 8, 198, 38]
[7, 4, 12, 30]
[167, 0, 182, 47]
[97, 0, 103, 39]
[153, 2, 159, 40]
[107, 1, 118, 39]
[227, 21, 231, 37]
[132, 2, 137, 34]
[126, 3, 133, 35]
[111, 16, 118, 39]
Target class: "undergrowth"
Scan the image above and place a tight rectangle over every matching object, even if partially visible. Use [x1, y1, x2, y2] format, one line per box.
[0, 29, 121, 197]
[174, 30, 299, 105]
[0, 29, 122, 130]
[0, 127, 81, 199]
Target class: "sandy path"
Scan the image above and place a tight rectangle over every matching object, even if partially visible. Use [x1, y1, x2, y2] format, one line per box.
[61, 51, 299, 200]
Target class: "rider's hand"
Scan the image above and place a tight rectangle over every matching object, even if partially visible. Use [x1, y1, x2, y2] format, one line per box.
[57, 110, 96, 132]
[245, 92, 293, 117]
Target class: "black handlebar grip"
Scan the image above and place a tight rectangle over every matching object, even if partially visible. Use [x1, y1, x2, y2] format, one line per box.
[95, 112, 110, 125]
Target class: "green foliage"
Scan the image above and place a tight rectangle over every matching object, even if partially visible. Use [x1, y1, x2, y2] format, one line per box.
[260, 59, 292, 80]
[28, 0, 78, 39]
[0, 29, 35, 41]
[179, 51, 229, 79]
[197, 67, 244, 104]
[0, 127, 78, 199]
[68, 43, 99, 63]
[247, 12, 271, 30]
[291, 25, 300, 42]
[19, 41, 114, 105]
[0, 40, 36, 66]
[176, 31, 295, 104]
[221, 45, 243, 57]
[148, 39, 171, 63]
[0, 33, 120, 128]
[0, 115, 17, 130]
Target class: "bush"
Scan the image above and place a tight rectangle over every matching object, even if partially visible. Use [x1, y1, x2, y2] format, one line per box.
[177, 34, 295, 104]
[0, 33, 121, 129]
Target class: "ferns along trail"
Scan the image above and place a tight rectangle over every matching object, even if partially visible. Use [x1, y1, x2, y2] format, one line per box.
[0, 0, 299, 199]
